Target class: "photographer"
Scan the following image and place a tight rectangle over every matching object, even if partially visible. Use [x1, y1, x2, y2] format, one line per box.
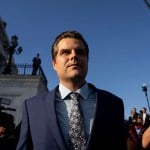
[0, 112, 17, 150]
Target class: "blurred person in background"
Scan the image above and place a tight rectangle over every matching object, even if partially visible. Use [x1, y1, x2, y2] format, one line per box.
[0, 112, 17, 150]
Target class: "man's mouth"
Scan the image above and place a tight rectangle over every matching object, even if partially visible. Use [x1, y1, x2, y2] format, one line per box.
[68, 64, 80, 68]
[67, 64, 82, 71]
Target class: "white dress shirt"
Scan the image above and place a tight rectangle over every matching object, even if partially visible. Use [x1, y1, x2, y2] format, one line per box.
[55, 82, 96, 146]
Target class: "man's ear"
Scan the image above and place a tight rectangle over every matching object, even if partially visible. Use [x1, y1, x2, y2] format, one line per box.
[52, 61, 56, 70]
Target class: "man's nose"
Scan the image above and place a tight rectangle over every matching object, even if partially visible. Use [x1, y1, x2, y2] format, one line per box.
[70, 49, 78, 61]
[71, 49, 77, 56]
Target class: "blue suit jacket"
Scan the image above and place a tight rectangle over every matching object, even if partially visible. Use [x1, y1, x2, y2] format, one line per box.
[16, 84, 127, 150]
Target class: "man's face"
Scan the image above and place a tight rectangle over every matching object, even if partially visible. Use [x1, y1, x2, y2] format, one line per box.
[52, 38, 88, 83]
[0, 126, 6, 136]
[142, 108, 146, 113]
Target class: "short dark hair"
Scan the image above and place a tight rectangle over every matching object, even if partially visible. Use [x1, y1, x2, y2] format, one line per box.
[51, 31, 89, 60]
[142, 107, 147, 111]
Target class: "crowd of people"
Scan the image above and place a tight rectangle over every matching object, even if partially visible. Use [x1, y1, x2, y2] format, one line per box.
[126, 107, 150, 150]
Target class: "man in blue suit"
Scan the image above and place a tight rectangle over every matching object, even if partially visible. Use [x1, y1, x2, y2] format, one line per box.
[17, 31, 127, 150]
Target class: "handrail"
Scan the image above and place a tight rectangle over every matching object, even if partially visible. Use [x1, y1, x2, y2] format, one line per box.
[0, 63, 48, 85]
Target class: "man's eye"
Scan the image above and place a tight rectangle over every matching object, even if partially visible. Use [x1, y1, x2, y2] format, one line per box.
[76, 49, 86, 55]
[61, 50, 70, 55]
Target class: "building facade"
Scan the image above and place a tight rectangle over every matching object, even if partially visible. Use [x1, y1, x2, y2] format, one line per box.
[0, 17, 48, 126]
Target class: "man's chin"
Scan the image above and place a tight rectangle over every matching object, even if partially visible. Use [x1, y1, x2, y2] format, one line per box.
[69, 71, 82, 77]
[69, 73, 85, 80]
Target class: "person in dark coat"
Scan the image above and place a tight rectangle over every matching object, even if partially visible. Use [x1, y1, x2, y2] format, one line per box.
[17, 31, 126, 150]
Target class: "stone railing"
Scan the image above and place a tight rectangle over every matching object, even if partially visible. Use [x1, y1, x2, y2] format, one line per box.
[0, 63, 48, 85]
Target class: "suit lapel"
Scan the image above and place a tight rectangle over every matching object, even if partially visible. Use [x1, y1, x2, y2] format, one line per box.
[86, 84, 107, 150]
[45, 87, 67, 150]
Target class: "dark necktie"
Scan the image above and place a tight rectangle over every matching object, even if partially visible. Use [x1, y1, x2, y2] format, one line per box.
[69, 93, 86, 150]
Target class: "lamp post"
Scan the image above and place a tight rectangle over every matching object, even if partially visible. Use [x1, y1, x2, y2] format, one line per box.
[142, 83, 150, 112]
[2, 35, 22, 74]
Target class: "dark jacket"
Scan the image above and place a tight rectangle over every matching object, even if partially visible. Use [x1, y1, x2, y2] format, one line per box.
[16, 83, 126, 150]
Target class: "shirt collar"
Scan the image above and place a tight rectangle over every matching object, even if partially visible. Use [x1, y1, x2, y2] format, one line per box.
[59, 82, 89, 100]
